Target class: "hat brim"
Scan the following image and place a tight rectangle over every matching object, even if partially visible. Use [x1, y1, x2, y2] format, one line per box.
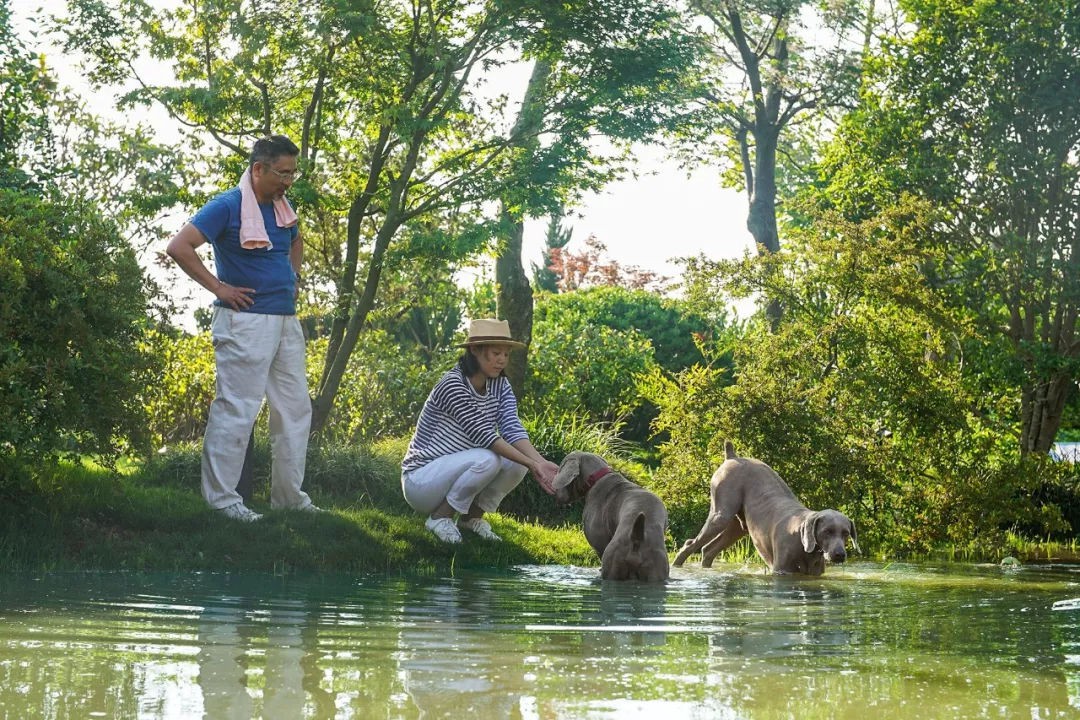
[459, 338, 527, 349]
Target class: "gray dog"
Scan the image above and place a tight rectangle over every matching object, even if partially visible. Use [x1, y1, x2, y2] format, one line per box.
[673, 441, 858, 575]
[553, 451, 670, 582]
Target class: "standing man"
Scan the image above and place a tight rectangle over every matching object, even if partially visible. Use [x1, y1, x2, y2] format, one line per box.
[166, 135, 318, 521]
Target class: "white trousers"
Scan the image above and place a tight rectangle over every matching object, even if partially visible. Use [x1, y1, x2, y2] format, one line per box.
[202, 308, 313, 510]
[401, 449, 527, 516]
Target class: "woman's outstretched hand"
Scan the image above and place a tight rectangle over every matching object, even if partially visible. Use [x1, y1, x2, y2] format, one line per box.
[533, 459, 560, 495]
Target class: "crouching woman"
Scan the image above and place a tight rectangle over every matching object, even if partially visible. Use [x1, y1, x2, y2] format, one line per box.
[401, 319, 560, 544]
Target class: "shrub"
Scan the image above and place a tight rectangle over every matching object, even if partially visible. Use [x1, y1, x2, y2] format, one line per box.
[528, 287, 733, 444]
[0, 188, 151, 458]
[524, 315, 657, 430]
[141, 329, 215, 447]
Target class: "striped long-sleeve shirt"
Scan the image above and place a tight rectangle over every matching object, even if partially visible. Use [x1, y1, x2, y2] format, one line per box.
[401, 367, 530, 473]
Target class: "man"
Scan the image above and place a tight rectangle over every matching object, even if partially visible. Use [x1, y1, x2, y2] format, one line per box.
[166, 135, 318, 521]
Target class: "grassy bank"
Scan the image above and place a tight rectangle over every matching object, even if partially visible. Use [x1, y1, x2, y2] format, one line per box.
[2, 441, 1076, 574]
[0, 442, 597, 574]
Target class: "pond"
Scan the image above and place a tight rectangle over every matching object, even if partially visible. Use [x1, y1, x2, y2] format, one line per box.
[2, 562, 1079, 719]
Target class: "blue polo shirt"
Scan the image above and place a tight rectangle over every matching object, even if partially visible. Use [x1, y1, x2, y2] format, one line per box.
[190, 188, 299, 315]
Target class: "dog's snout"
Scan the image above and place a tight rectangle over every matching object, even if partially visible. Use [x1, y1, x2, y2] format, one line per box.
[829, 550, 847, 563]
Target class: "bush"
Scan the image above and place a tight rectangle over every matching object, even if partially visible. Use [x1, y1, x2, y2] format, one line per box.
[528, 287, 732, 444]
[0, 188, 151, 458]
[141, 329, 215, 447]
[141, 326, 449, 450]
[309, 329, 450, 445]
[525, 314, 657, 431]
[532, 286, 718, 373]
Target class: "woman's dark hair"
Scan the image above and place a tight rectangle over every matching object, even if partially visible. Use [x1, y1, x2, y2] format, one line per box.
[249, 135, 300, 168]
[458, 350, 481, 376]
[457, 347, 507, 378]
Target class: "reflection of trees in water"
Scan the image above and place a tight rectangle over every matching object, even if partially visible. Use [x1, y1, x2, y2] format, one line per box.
[5, 570, 1080, 718]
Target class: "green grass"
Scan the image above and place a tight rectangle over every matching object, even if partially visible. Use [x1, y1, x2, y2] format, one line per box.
[0, 446, 597, 574]
[2, 444, 1075, 573]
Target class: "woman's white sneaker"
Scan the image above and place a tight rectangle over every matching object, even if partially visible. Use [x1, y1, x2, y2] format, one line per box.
[425, 516, 462, 544]
[459, 517, 501, 541]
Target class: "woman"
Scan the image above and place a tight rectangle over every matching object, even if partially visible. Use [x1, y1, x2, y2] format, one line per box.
[401, 319, 560, 543]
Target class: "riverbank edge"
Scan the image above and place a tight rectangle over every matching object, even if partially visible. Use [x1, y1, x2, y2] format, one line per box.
[0, 455, 600, 575]
[2, 454, 1077, 574]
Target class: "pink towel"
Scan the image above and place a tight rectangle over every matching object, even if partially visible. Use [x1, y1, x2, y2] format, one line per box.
[238, 167, 298, 250]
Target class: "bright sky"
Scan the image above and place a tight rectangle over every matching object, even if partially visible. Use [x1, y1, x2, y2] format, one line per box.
[15, 2, 754, 311]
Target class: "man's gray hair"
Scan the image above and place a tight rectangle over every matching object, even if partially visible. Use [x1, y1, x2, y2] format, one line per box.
[249, 135, 300, 167]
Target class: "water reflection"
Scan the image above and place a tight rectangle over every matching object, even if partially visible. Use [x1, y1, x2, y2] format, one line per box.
[396, 577, 525, 718]
[197, 599, 314, 719]
[2, 564, 1080, 718]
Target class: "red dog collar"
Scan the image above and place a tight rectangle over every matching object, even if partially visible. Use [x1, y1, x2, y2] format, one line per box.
[586, 466, 614, 488]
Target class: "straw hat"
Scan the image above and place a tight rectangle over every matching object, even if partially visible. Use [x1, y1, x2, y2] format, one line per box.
[458, 318, 526, 349]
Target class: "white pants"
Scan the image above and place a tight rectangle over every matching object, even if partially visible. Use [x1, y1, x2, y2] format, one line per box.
[401, 449, 527, 516]
[202, 308, 313, 510]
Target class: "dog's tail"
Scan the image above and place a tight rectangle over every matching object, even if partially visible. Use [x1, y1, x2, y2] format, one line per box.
[724, 440, 736, 459]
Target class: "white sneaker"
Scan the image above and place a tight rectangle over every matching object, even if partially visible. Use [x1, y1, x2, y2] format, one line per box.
[298, 503, 325, 513]
[459, 517, 501, 541]
[425, 516, 462, 544]
[219, 503, 263, 522]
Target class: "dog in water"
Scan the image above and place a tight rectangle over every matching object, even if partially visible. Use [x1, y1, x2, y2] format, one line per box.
[553, 451, 669, 582]
[673, 441, 858, 575]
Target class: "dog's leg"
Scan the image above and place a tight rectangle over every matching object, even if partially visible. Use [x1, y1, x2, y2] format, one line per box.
[700, 521, 748, 567]
[673, 512, 735, 566]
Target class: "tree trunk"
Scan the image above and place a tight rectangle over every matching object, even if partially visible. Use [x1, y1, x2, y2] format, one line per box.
[494, 59, 552, 400]
[747, 128, 782, 325]
[1021, 374, 1073, 454]
[496, 216, 533, 398]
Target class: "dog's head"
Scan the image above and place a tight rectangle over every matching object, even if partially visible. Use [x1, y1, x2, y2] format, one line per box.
[800, 509, 859, 564]
[600, 512, 671, 582]
[552, 451, 612, 506]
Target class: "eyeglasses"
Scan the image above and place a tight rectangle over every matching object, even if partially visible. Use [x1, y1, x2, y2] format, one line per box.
[262, 165, 301, 182]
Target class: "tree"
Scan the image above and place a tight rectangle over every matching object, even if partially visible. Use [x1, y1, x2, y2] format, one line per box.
[532, 209, 573, 294]
[60, 0, 700, 432]
[492, 3, 703, 396]
[548, 235, 668, 292]
[818, 0, 1080, 454]
[0, 1, 51, 190]
[0, 3, 152, 460]
[684, 0, 871, 322]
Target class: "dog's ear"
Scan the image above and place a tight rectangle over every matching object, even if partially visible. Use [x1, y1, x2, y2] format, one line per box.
[724, 440, 736, 459]
[630, 512, 646, 551]
[800, 512, 820, 553]
[552, 452, 581, 492]
[848, 517, 860, 553]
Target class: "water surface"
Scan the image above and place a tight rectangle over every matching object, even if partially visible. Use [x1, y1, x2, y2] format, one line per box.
[2, 562, 1079, 718]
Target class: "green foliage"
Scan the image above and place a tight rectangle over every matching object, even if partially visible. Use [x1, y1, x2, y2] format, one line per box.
[140, 329, 215, 447]
[651, 199, 1078, 552]
[0, 3, 53, 190]
[527, 286, 731, 444]
[818, 0, 1080, 452]
[0, 188, 151, 459]
[310, 330, 451, 445]
[525, 311, 657, 429]
[533, 286, 718, 373]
